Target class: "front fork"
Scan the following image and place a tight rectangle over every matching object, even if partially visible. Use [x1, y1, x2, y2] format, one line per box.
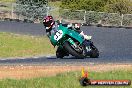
[66, 38, 84, 53]
[66, 38, 93, 56]
[67, 38, 77, 47]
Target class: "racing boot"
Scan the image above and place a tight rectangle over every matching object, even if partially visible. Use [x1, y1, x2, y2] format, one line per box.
[80, 31, 92, 40]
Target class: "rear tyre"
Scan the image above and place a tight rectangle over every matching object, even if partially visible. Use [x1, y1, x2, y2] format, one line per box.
[90, 46, 99, 58]
[64, 42, 85, 58]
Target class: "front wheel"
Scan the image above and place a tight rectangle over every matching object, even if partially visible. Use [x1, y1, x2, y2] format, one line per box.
[64, 41, 85, 58]
[56, 52, 64, 58]
[56, 47, 69, 58]
[56, 47, 64, 58]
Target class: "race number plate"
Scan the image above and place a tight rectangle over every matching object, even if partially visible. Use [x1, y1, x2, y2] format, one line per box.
[54, 30, 63, 41]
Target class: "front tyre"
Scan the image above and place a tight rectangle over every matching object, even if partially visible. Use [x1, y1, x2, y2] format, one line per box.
[56, 52, 64, 58]
[56, 47, 64, 58]
[64, 41, 85, 58]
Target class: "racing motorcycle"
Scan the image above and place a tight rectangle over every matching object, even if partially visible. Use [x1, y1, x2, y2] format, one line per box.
[49, 24, 99, 58]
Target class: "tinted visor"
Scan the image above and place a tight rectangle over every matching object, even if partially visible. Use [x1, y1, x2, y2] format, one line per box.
[43, 20, 52, 27]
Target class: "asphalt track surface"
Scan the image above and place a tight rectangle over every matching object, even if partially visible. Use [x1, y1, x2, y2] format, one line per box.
[0, 21, 132, 65]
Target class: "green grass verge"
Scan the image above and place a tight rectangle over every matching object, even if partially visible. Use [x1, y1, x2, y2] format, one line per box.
[0, 0, 15, 3]
[0, 70, 131, 88]
[0, 32, 55, 58]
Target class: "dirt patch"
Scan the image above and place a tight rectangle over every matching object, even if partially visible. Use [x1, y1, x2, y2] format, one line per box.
[0, 64, 131, 79]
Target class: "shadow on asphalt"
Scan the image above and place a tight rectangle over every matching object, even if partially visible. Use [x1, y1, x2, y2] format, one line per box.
[0, 56, 95, 65]
[0, 54, 132, 65]
[47, 56, 88, 59]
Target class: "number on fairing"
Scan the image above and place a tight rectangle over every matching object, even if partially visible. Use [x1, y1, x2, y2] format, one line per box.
[54, 30, 63, 41]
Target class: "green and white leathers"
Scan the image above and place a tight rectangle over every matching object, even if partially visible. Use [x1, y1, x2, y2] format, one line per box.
[48, 24, 99, 58]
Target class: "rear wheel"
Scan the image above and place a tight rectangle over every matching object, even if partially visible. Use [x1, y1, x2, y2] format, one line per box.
[64, 41, 85, 58]
[90, 46, 99, 58]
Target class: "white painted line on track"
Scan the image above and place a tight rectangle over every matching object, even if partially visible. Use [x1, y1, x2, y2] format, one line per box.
[46, 56, 52, 58]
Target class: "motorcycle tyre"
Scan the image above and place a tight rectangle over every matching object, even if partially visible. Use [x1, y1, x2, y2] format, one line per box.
[56, 48, 65, 58]
[90, 47, 99, 58]
[64, 41, 85, 59]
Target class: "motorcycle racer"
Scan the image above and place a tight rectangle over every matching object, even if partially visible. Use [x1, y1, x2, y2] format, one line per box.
[43, 16, 99, 58]
[43, 16, 58, 37]
[43, 15, 91, 40]
[74, 23, 92, 40]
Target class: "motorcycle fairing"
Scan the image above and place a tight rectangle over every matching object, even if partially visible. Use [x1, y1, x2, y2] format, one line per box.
[50, 24, 84, 46]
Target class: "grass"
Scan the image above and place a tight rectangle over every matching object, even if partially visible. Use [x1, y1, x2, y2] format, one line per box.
[0, 0, 16, 3]
[0, 32, 55, 58]
[0, 69, 131, 88]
